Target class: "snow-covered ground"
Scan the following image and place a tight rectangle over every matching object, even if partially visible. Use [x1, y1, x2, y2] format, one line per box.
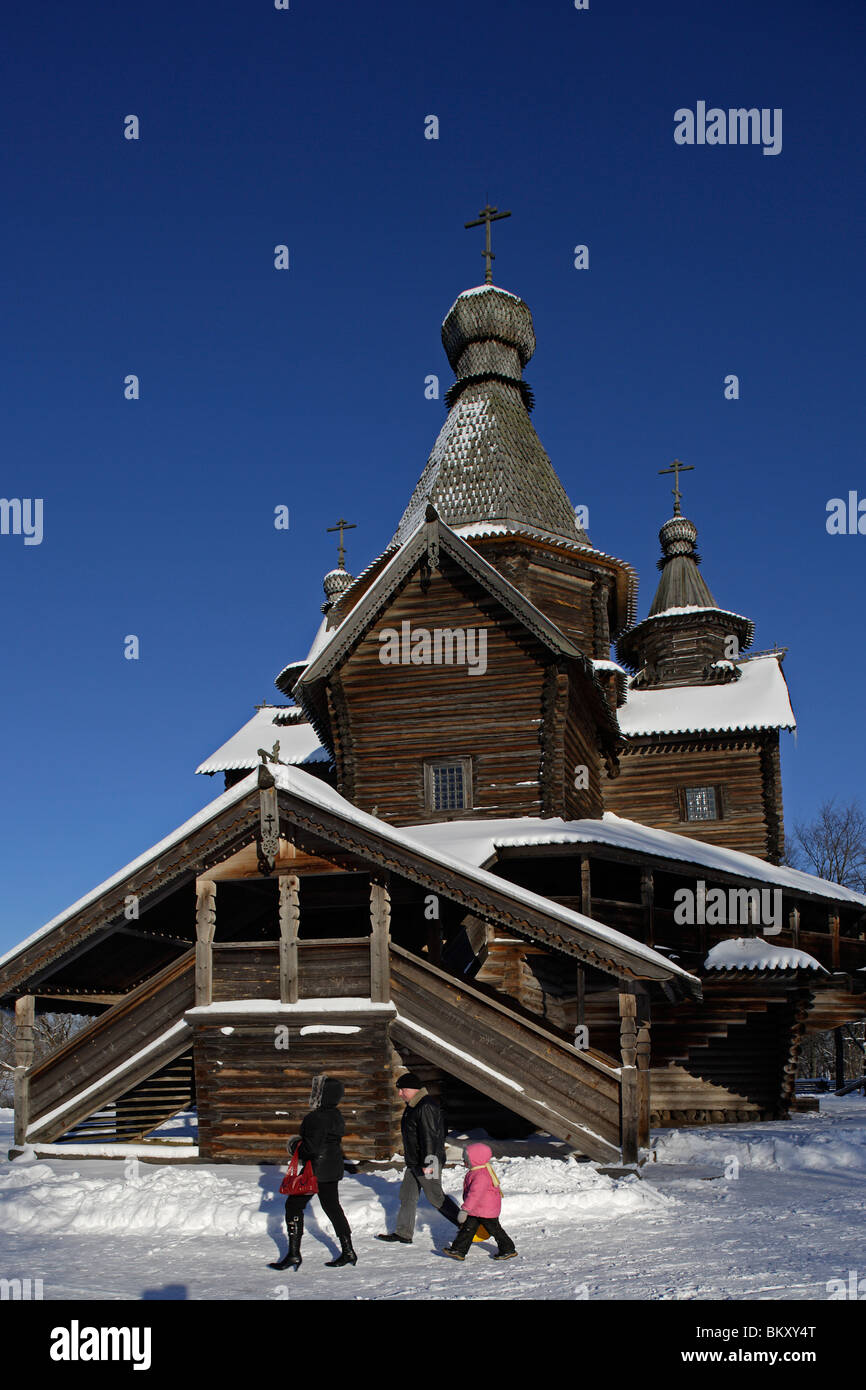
[1, 1100, 864, 1301]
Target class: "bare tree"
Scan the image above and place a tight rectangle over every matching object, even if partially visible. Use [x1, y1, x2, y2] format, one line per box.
[790, 798, 866, 892]
[0, 1009, 94, 1106]
[789, 799, 866, 1088]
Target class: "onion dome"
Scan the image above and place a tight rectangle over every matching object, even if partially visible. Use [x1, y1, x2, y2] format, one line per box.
[391, 284, 589, 548]
[322, 566, 354, 609]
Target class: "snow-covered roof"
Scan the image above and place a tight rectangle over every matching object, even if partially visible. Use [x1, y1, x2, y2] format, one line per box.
[592, 659, 628, 675]
[704, 938, 828, 973]
[617, 655, 796, 737]
[408, 812, 866, 908]
[0, 767, 700, 991]
[453, 284, 521, 302]
[639, 604, 752, 624]
[195, 707, 330, 774]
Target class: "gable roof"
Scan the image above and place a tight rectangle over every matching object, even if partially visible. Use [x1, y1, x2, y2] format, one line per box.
[290, 508, 620, 753]
[0, 764, 701, 1003]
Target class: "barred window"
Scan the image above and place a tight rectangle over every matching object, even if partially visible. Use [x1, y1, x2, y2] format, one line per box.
[425, 759, 472, 813]
[683, 785, 719, 821]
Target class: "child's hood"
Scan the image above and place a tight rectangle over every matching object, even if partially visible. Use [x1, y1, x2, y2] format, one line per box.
[465, 1142, 493, 1167]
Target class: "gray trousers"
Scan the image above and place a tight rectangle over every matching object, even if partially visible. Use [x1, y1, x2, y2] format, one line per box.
[395, 1168, 461, 1239]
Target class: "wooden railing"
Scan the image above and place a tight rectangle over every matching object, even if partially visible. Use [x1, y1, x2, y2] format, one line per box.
[390, 944, 624, 1164]
[27, 951, 195, 1142]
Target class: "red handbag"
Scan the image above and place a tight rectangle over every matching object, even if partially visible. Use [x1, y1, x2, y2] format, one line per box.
[279, 1149, 318, 1196]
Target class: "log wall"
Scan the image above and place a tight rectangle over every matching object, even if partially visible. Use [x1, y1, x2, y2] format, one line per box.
[337, 561, 547, 822]
[603, 735, 776, 860]
[194, 1014, 398, 1163]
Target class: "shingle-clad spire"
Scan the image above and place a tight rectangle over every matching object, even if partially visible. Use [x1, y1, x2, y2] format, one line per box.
[617, 509, 754, 684]
[391, 284, 588, 547]
[648, 514, 717, 615]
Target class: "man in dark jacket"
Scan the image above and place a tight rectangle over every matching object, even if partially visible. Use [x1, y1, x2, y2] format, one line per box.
[377, 1073, 461, 1244]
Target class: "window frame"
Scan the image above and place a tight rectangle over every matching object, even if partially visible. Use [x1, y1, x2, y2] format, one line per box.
[423, 757, 474, 817]
[678, 784, 725, 823]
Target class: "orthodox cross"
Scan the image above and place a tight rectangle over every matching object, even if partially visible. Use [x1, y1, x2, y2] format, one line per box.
[464, 203, 512, 284]
[326, 518, 356, 569]
[658, 459, 694, 517]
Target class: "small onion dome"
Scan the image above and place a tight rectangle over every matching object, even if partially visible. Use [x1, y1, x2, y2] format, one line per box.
[659, 515, 699, 560]
[323, 566, 354, 605]
[441, 285, 536, 380]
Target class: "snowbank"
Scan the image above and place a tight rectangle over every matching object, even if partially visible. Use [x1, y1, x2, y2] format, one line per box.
[652, 1100, 866, 1176]
[0, 1149, 668, 1239]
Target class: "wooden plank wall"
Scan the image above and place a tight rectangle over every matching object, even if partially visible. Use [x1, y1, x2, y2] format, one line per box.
[211, 941, 371, 1001]
[194, 1018, 397, 1163]
[337, 561, 547, 822]
[603, 737, 773, 859]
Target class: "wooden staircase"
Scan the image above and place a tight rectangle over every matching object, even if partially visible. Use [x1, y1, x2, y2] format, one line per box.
[390, 944, 624, 1164]
[27, 951, 196, 1144]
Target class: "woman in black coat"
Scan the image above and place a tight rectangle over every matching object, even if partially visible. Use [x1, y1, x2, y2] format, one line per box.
[269, 1074, 357, 1271]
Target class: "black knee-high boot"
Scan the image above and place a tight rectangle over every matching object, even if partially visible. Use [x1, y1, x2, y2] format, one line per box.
[269, 1213, 304, 1270]
[325, 1233, 358, 1268]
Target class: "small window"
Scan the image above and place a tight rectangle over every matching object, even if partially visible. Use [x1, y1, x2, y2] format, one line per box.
[424, 758, 472, 814]
[682, 785, 720, 821]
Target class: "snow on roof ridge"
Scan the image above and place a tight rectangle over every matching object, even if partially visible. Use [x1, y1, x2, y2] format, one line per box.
[407, 813, 866, 908]
[639, 604, 752, 624]
[0, 764, 699, 990]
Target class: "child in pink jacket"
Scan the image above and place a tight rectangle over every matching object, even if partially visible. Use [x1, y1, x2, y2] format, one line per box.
[443, 1142, 517, 1261]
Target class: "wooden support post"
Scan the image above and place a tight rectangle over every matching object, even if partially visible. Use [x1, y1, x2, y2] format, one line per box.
[279, 875, 300, 1004]
[195, 879, 217, 1007]
[579, 856, 592, 917]
[619, 988, 639, 1165]
[575, 965, 585, 1027]
[636, 1001, 651, 1150]
[640, 868, 654, 946]
[13, 995, 35, 1148]
[370, 879, 391, 1004]
[789, 906, 800, 947]
[829, 912, 840, 971]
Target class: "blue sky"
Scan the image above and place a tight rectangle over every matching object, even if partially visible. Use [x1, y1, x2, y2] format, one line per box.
[1, 0, 864, 955]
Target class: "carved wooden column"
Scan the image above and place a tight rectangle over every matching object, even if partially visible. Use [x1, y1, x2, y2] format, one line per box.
[636, 1003, 652, 1150]
[789, 906, 800, 947]
[579, 856, 592, 916]
[279, 875, 300, 1004]
[619, 988, 639, 1165]
[370, 879, 391, 1004]
[195, 879, 217, 1006]
[829, 912, 841, 971]
[13, 995, 35, 1148]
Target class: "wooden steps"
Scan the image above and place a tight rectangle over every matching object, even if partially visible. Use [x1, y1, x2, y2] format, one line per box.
[27, 951, 195, 1144]
[390, 944, 623, 1163]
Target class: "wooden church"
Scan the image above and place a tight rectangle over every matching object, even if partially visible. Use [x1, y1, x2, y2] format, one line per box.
[3, 220, 865, 1168]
